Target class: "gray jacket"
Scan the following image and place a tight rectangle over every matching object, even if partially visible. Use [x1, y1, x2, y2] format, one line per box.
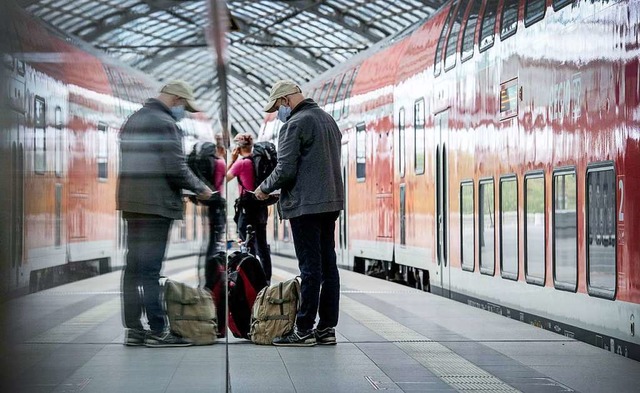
[117, 98, 207, 220]
[259, 99, 343, 219]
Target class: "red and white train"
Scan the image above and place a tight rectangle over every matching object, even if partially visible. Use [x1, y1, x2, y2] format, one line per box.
[0, 2, 212, 296]
[261, 0, 640, 360]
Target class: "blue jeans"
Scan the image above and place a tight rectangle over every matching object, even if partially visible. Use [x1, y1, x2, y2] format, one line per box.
[122, 212, 172, 333]
[289, 211, 341, 332]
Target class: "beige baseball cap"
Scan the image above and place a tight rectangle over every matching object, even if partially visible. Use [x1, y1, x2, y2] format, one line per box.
[263, 80, 301, 112]
[161, 80, 201, 112]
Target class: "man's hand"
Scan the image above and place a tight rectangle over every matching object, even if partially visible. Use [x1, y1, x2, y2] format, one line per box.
[196, 187, 214, 200]
[254, 187, 269, 201]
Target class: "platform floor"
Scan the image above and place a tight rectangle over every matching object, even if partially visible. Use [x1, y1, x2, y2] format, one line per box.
[1, 255, 639, 393]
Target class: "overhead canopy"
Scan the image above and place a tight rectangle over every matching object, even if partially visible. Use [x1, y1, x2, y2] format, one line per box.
[19, 0, 443, 135]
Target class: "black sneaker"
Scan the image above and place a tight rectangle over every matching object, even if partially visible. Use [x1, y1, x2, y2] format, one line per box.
[124, 329, 149, 346]
[144, 331, 193, 348]
[314, 327, 336, 345]
[272, 329, 316, 347]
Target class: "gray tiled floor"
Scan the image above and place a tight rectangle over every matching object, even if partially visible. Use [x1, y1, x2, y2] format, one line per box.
[1, 255, 639, 393]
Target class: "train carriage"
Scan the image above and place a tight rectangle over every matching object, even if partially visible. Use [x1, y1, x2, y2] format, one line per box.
[262, 0, 640, 360]
[0, 2, 212, 295]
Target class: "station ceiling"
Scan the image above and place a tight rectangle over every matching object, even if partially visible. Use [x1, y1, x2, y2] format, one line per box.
[19, 0, 444, 135]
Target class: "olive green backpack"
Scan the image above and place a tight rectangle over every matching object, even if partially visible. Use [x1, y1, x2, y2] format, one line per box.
[249, 277, 301, 345]
[165, 279, 218, 345]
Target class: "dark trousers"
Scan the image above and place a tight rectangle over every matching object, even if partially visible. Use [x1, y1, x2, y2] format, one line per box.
[238, 209, 272, 281]
[289, 211, 340, 332]
[122, 212, 172, 333]
[206, 204, 226, 259]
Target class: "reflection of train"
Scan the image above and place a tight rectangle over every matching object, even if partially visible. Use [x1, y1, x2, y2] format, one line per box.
[262, 0, 640, 360]
[0, 2, 212, 296]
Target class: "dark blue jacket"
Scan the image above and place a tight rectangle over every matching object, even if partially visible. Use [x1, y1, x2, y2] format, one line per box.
[117, 99, 207, 220]
[259, 99, 344, 219]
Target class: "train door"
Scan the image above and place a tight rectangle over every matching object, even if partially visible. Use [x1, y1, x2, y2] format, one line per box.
[435, 111, 450, 297]
[337, 143, 349, 268]
[9, 112, 25, 291]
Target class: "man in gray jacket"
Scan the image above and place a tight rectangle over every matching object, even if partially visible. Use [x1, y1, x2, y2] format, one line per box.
[117, 80, 212, 347]
[255, 80, 344, 346]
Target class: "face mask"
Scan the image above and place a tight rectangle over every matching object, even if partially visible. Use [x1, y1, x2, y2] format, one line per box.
[171, 105, 186, 122]
[277, 105, 291, 122]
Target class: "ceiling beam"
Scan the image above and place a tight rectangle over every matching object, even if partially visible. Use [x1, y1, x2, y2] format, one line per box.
[231, 15, 326, 73]
[73, 0, 178, 41]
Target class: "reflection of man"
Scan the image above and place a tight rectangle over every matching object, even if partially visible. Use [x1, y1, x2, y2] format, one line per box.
[117, 80, 212, 347]
[206, 142, 226, 259]
[255, 80, 343, 346]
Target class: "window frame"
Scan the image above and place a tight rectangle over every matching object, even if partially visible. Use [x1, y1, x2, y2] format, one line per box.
[414, 99, 425, 175]
[332, 73, 349, 120]
[434, 2, 458, 77]
[54, 106, 63, 178]
[524, 0, 546, 27]
[552, 166, 578, 292]
[460, 0, 483, 63]
[34, 95, 46, 174]
[399, 108, 406, 178]
[479, 0, 499, 53]
[341, 68, 358, 119]
[479, 177, 496, 276]
[499, 174, 519, 281]
[444, 0, 471, 72]
[97, 122, 108, 181]
[355, 122, 366, 182]
[500, 0, 519, 41]
[585, 161, 617, 300]
[524, 171, 546, 286]
[553, 0, 574, 11]
[460, 180, 475, 272]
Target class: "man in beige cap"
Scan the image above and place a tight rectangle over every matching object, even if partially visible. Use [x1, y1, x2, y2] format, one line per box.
[255, 80, 344, 346]
[117, 80, 212, 347]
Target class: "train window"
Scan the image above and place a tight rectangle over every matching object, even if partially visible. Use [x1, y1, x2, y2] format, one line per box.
[525, 0, 546, 27]
[586, 163, 616, 299]
[356, 122, 366, 182]
[500, 175, 518, 280]
[34, 96, 46, 174]
[479, 178, 495, 275]
[317, 82, 331, 107]
[414, 99, 425, 175]
[332, 73, 349, 120]
[55, 106, 63, 177]
[460, 0, 482, 62]
[434, 1, 458, 76]
[445, 0, 470, 71]
[97, 122, 108, 180]
[479, 0, 499, 52]
[342, 68, 358, 119]
[460, 181, 474, 271]
[552, 168, 577, 292]
[524, 172, 545, 285]
[553, 0, 574, 11]
[500, 0, 519, 40]
[325, 76, 341, 108]
[399, 108, 406, 178]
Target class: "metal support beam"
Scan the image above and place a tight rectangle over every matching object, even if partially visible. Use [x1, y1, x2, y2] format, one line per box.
[73, 0, 178, 41]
